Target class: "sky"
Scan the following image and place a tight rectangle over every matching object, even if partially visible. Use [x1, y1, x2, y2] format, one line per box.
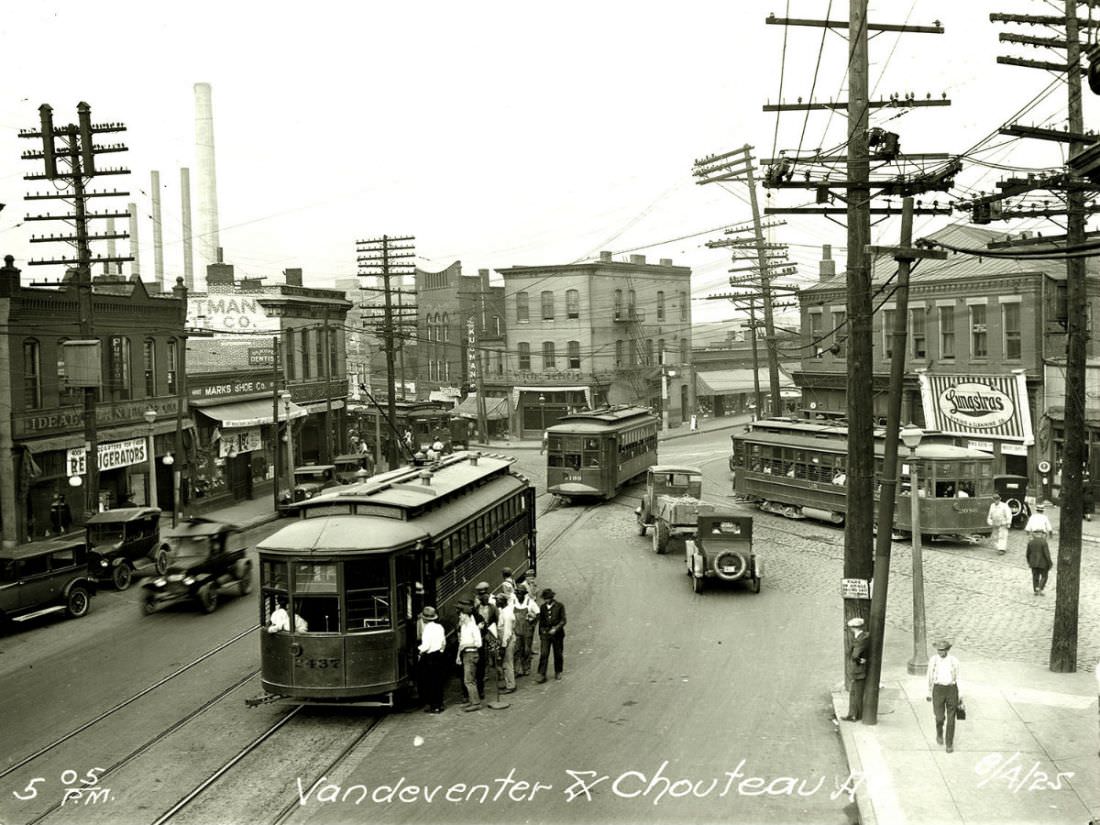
[2, 1, 1098, 348]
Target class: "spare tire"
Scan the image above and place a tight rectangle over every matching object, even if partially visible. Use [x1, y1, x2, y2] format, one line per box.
[712, 550, 748, 581]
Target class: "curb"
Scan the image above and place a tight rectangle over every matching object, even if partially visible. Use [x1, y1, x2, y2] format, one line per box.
[831, 691, 875, 825]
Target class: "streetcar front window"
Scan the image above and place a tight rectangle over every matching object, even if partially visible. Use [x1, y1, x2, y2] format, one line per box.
[295, 596, 340, 633]
[346, 558, 392, 631]
[295, 562, 337, 593]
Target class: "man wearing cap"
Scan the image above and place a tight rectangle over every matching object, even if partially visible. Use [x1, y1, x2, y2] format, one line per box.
[455, 600, 483, 711]
[536, 588, 566, 683]
[416, 606, 446, 713]
[841, 617, 869, 722]
[512, 583, 539, 676]
[473, 582, 499, 699]
[926, 639, 961, 753]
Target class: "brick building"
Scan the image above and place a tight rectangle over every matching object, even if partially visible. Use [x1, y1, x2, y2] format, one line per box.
[0, 256, 188, 545]
[496, 251, 694, 437]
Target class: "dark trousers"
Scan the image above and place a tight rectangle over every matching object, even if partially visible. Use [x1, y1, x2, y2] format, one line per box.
[538, 632, 564, 676]
[475, 649, 488, 696]
[417, 652, 446, 710]
[848, 677, 865, 720]
[1030, 567, 1049, 592]
[932, 683, 959, 747]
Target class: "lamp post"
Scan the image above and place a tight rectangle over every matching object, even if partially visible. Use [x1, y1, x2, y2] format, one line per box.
[281, 391, 295, 483]
[538, 393, 546, 431]
[661, 368, 678, 430]
[901, 424, 928, 675]
[143, 409, 158, 510]
[162, 453, 176, 526]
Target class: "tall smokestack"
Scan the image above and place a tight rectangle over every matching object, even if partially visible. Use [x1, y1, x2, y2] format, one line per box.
[105, 217, 117, 275]
[194, 82, 220, 293]
[180, 167, 194, 292]
[150, 170, 165, 291]
[128, 202, 141, 280]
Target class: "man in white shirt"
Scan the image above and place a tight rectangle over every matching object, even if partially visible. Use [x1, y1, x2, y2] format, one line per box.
[926, 639, 961, 753]
[495, 593, 517, 693]
[512, 584, 540, 676]
[1024, 503, 1054, 537]
[455, 600, 482, 711]
[416, 606, 447, 713]
[987, 494, 1013, 554]
[267, 599, 308, 633]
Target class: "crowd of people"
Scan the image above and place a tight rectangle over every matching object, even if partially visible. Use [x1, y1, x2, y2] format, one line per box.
[416, 567, 567, 714]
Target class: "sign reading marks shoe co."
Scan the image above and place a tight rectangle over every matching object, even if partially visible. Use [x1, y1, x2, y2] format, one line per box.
[919, 373, 1034, 444]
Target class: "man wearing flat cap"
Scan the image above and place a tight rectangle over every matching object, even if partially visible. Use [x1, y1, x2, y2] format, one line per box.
[926, 639, 961, 752]
[536, 588, 566, 683]
[842, 616, 869, 721]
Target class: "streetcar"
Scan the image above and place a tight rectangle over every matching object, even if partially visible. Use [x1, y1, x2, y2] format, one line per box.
[729, 418, 994, 539]
[249, 451, 536, 707]
[546, 405, 659, 501]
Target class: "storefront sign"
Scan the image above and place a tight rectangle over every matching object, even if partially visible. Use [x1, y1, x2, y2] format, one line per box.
[919, 372, 1033, 444]
[190, 376, 279, 400]
[967, 440, 994, 453]
[1002, 443, 1029, 456]
[467, 317, 478, 386]
[14, 398, 181, 437]
[67, 437, 148, 476]
[218, 427, 262, 457]
[188, 296, 279, 333]
[248, 347, 275, 367]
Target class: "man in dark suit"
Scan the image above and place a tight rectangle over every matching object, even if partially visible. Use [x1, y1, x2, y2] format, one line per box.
[842, 616, 869, 721]
[536, 588, 567, 683]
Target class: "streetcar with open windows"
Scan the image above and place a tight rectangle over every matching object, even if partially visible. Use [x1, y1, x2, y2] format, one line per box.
[729, 418, 994, 539]
[546, 405, 659, 501]
[248, 451, 536, 707]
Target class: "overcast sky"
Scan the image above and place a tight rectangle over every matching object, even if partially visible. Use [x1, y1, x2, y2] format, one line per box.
[2, 1, 1097, 342]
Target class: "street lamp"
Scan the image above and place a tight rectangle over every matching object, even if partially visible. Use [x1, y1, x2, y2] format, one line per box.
[143, 409, 158, 510]
[662, 368, 678, 430]
[901, 423, 928, 675]
[280, 391, 295, 482]
[162, 453, 176, 526]
[538, 393, 546, 431]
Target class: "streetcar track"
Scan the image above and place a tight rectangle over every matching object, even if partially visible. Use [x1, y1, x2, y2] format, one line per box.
[1, 625, 259, 781]
[25, 668, 262, 825]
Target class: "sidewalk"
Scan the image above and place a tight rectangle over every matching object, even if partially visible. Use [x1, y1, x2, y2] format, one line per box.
[833, 630, 1100, 825]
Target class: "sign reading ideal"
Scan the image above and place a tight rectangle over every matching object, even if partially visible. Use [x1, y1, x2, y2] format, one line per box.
[67, 437, 148, 476]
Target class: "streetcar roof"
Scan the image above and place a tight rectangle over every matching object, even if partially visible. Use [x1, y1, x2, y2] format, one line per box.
[650, 465, 703, 475]
[734, 427, 993, 460]
[549, 405, 657, 430]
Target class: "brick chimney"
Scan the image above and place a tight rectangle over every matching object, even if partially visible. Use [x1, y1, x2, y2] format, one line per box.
[599, 251, 613, 262]
[284, 267, 303, 287]
[206, 262, 235, 290]
[629, 254, 646, 265]
[0, 255, 19, 297]
[819, 244, 836, 280]
[659, 258, 673, 266]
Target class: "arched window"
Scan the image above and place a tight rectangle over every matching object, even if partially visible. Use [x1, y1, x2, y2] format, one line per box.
[542, 341, 556, 370]
[568, 340, 581, 370]
[23, 339, 41, 409]
[167, 338, 179, 394]
[566, 290, 579, 319]
[143, 338, 157, 397]
[614, 289, 623, 318]
[516, 292, 529, 323]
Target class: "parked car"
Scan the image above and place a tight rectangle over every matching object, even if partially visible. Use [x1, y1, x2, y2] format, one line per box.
[86, 507, 168, 590]
[278, 465, 342, 513]
[685, 513, 760, 594]
[993, 474, 1030, 528]
[141, 519, 252, 615]
[0, 537, 97, 627]
[333, 453, 373, 484]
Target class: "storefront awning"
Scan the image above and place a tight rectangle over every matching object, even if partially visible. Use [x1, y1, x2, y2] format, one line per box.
[695, 368, 799, 395]
[197, 398, 307, 428]
[453, 395, 511, 421]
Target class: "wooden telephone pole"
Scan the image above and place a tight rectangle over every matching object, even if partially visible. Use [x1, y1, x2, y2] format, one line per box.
[20, 102, 132, 518]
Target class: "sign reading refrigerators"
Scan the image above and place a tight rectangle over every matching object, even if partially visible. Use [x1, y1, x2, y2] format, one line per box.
[66, 437, 149, 476]
[918, 373, 1033, 444]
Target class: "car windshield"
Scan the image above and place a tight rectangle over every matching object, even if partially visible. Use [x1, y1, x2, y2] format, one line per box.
[167, 536, 211, 565]
[88, 525, 125, 544]
[294, 470, 328, 482]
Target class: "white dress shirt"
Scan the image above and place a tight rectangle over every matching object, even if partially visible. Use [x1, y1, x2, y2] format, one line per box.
[927, 653, 960, 695]
[418, 620, 446, 654]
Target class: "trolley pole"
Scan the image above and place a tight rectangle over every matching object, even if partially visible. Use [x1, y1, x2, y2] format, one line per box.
[272, 335, 282, 514]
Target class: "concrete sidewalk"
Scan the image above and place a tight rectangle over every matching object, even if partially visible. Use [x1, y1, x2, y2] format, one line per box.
[833, 631, 1100, 825]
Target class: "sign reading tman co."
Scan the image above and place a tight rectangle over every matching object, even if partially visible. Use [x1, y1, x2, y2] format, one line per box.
[919, 373, 1033, 444]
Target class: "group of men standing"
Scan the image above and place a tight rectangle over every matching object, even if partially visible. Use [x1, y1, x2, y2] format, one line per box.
[415, 567, 567, 714]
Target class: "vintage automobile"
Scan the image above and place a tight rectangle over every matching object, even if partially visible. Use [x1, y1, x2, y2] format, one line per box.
[278, 465, 342, 513]
[0, 537, 97, 627]
[141, 519, 252, 615]
[333, 453, 373, 484]
[684, 513, 761, 594]
[635, 465, 708, 554]
[86, 507, 168, 590]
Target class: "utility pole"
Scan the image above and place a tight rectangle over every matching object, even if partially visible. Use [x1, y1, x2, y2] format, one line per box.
[989, 4, 1094, 672]
[21, 102, 131, 519]
[761, 7, 948, 673]
[693, 147, 784, 415]
[356, 235, 415, 469]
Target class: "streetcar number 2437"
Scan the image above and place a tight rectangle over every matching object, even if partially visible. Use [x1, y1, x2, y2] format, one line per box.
[295, 658, 340, 669]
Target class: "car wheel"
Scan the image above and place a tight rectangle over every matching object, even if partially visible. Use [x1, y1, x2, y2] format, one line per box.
[712, 550, 748, 581]
[112, 562, 133, 591]
[153, 546, 170, 576]
[239, 564, 253, 596]
[66, 587, 91, 618]
[198, 583, 219, 614]
[692, 574, 704, 594]
[142, 595, 158, 615]
[654, 521, 670, 554]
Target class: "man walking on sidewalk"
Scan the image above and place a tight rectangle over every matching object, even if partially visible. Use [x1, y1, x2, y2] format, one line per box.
[987, 494, 1013, 554]
[927, 639, 961, 753]
[1025, 529, 1053, 596]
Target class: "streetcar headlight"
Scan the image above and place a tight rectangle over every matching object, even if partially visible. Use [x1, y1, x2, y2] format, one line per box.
[183, 576, 196, 586]
[153, 578, 167, 587]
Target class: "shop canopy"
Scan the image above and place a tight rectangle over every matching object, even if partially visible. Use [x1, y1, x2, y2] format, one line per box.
[695, 367, 799, 396]
[197, 398, 307, 428]
[452, 395, 511, 421]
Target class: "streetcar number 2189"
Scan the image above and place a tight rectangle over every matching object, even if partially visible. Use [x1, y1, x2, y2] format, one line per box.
[295, 658, 340, 669]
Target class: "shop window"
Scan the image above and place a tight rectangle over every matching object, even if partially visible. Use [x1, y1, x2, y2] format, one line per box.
[143, 338, 156, 397]
[108, 336, 132, 401]
[568, 340, 581, 370]
[939, 306, 955, 359]
[23, 339, 41, 409]
[1003, 303, 1021, 360]
[910, 308, 926, 359]
[516, 291, 529, 323]
[542, 341, 556, 370]
[970, 304, 988, 359]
